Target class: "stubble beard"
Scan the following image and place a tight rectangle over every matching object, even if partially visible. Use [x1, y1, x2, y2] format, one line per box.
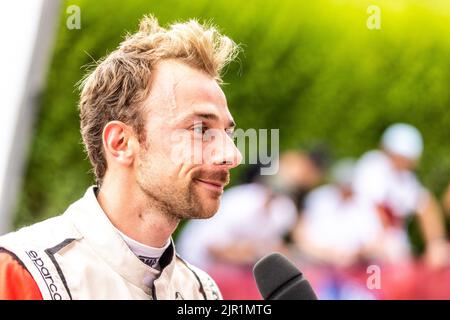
[136, 163, 217, 221]
[135, 145, 229, 220]
[137, 177, 207, 221]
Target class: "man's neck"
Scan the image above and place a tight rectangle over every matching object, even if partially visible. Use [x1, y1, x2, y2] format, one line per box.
[96, 176, 179, 248]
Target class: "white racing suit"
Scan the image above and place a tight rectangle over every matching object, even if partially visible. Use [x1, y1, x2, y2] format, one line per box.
[0, 187, 222, 300]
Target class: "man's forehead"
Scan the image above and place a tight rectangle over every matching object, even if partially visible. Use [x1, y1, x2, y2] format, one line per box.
[145, 60, 230, 121]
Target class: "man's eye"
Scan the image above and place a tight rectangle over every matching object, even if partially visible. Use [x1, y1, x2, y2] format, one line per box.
[193, 125, 208, 138]
[193, 126, 203, 135]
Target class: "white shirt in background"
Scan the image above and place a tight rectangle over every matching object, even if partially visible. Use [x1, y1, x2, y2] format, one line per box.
[352, 150, 427, 218]
[302, 185, 382, 256]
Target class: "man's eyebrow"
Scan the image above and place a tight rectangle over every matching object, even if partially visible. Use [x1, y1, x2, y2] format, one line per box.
[190, 112, 236, 128]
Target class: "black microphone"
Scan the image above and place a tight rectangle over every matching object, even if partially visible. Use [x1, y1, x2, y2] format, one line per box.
[253, 252, 318, 300]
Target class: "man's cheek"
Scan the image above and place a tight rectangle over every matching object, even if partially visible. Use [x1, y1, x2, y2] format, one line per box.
[169, 129, 201, 165]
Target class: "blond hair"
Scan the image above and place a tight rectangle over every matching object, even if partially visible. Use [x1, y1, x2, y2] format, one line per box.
[79, 15, 239, 185]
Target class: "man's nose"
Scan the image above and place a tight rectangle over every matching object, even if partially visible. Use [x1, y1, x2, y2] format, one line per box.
[208, 131, 242, 169]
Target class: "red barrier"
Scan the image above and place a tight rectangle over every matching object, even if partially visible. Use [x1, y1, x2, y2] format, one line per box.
[207, 262, 450, 300]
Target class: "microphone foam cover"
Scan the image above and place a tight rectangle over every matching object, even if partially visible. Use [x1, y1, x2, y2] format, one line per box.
[253, 252, 317, 300]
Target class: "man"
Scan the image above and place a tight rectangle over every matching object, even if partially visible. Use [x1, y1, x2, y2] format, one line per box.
[0, 15, 242, 299]
[352, 123, 448, 267]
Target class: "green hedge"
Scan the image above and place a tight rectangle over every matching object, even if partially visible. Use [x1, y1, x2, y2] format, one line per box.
[15, 0, 450, 229]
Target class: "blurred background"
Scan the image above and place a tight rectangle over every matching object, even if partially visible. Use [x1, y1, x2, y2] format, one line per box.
[2, 0, 450, 299]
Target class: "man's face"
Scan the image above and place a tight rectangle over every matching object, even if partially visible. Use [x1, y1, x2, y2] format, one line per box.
[386, 151, 417, 171]
[135, 60, 242, 220]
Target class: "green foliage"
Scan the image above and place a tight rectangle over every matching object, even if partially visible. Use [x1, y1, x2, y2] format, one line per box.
[15, 0, 450, 230]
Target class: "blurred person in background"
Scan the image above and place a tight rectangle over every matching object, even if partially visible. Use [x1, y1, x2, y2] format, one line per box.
[292, 159, 383, 268]
[266, 148, 329, 246]
[269, 147, 329, 212]
[441, 182, 450, 219]
[351, 123, 449, 267]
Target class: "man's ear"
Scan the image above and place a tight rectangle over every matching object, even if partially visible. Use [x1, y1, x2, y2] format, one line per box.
[102, 121, 138, 167]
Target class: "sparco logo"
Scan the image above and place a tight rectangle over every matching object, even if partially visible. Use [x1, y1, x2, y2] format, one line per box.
[26, 250, 62, 300]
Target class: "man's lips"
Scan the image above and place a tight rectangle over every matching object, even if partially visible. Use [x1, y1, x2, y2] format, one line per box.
[194, 178, 227, 192]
